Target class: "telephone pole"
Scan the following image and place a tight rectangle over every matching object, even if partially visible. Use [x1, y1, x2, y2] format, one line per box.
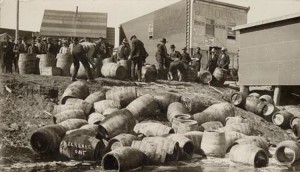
[15, 0, 19, 42]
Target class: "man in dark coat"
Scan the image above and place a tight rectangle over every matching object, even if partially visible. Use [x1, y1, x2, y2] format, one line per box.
[206, 48, 218, 74]
[118, 38, 131, 60]
[0, 35, 14, 73]
[192, 47, 202, 71]
[155, 38, 168, 79]
[129, 35, 147, 82]
[94, 37, 110, 59]
[71, 37, 94, 82]
[218, 47, 230, 70]
[181, 47, 191, 68]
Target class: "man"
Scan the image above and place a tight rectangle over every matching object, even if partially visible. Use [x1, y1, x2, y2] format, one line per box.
[27, 39, 38, 54]
[94, 37, 110, 60]
[218, 47, 230, 71]
[181, 47, 191, 68]
[168, 44, 185, 81]
[71, 37, 95, 82]
[13, 37, 26, 73]
[46, 37, 56, 54]
[53, 39, 61, 55]
[118, 38, 131, 61]
[155, 38, 168, 79]
[35, 36, 42, 54]
[40, 37, 47, 54]
[0, 35, 14, 73]
[192, 47, 202, 71]
[206, 48, 218, 74]
[129, 35, 147, 82]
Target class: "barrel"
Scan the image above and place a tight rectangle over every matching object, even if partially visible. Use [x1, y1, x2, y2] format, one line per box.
[231, 136, 270, 155]
[84, 90, 107, 104]
[172, 116, 198, 134]
[259, 95, 274, 105]
[56, 53, 72, 76]
[101, 63, 126, 80]
[224, 131, 246, 153]
[107, 134, 138, 151]
[245, 96, 267, 116]
[248, 92, 261, 99]
[59, 134, 106, 161]
[18, 53, 37, 74]
[133, 122, 174, 137]
[88, 112, 105, 125]
[102, 57, 114, 64]
[222, 90, 246, 107]
[153, 92, 181, 113]
[291, 117, 300, 138]
[58, 119, 88, 131]
[39, 66, 61, 76]
[197, 69, 212, 84]
[225, 116, 249, 125]
[262, 103, 279, 122]
[220, 122, 253, 136]
[275, 140, 300, 165]
[131, 137, 179, 163]
[30, 124, 67, 154]
[165, 134, 194, 159]
[126, 94, 160, 122]
[94, 100, 121, 114]
[185, 66, 198, 82]
[117, 60, 132, 78]
[201, 130, 226, 157]
[60, 81, 89, 104]
[70, 62, 95, 79]
[229, 68, 238, 79]
[212, 67, 225, 85]
[66, 124, 99, 137]
[199, 121, 223, 132]
[193, 102, 235, 125]
[53, 109, 85, 124]
[182, 131, 203, 155]
[106, 87, 137, 108]
[98, 109, 136, 139]
[229, 144, 269, 168]
[142, 64, 157, 82]
[103, 108, 120, 117]
[39, 54, 56, 73]
[65, 98, 93, 115]
[52, 104, 83, 115]
[167, 102, 189, 122]
[181, 94, 213, 114]
[272, 110, 294, 129]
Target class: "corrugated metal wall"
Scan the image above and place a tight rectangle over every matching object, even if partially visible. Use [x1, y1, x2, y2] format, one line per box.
[40, 10, 107, 38]
[106, 27, 115, 46]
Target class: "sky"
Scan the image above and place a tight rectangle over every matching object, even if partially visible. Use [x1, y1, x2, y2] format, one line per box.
[0, 0, 300, 32]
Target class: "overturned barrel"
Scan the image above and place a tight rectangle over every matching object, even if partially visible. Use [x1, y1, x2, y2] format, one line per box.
[133, 122, 174, 137]
[53, 109, 85, 124]
[106, 87, 137, 108]
[60, 81, 89, 104]
[197, 69, 212, 84]
[84, 90, 106, 104]
[259, 95, 274, 105]
[172, 115, 198, 134]
[167, 102, 189, 122]
[153, 92, 181, 113]
[94, 100, 121, 114]
[272, 110, 294, 129]
[88, 112, 105, 125]
[244, 96, 267, 116]
[199, 121, 223, 132]
[65, 98, 93, 115]
[142, 64, 157, 82]
[101, 63, 126, 80]
[182, 131, 203, 155]
[165, 134, 194, 159]
[181, 94, 213, 114]
[275, 140, 300, 165]
[107, 134, 138, 151]
[291, 117, 300, 138]
[103, 108, 120, 117]
[213, 67, 225, 85]
[117, 60, 131, 78]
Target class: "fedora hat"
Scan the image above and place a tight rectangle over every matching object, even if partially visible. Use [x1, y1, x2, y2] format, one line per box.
[160, 38, 167, 43]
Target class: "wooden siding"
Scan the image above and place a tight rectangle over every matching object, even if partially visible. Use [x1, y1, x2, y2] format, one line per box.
[106, 27, 115, 46]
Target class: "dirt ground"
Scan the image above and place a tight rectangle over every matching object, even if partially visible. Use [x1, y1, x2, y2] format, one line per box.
[0, 73, 299, 171]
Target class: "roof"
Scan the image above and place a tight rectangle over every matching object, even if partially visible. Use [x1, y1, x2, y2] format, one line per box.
[40, 9, 107, 38]
[234, 12, 300, 30]
[195, 0, 249, 11]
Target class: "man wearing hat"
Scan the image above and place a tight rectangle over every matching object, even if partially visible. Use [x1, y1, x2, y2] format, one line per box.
[155, 38, 168, 79]
[217, 47, 230, 71]
[192, 47, 202, 71]
[0, 34, 14, 73]
[118, 38, 131, 61]
[206, 48, 218, 74]
[46, 37, 56, 54]
[168, 44, 185, 81]
[181, 47, 191, 67]
[94, 37, 110, 59]
[129, 35, 147, 81]
[35, 36, 42, 54]
[53, 38, 61, 55]
[13, 37, 26, 73]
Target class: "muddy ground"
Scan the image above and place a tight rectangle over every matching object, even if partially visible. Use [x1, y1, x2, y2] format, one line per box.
[0, 73, 299, 171]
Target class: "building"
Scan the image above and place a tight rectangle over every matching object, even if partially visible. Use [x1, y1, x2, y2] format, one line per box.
[0, 27, 37, 40]
[120, 0, 249, 66]
[234, 12, 300, 105]
[39, 9, 115, 45]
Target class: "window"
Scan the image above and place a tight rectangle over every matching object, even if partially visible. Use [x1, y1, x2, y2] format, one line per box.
[148, 23, 153, 39]
[227, 23, 236, 40]
[205, 19, 215, 36]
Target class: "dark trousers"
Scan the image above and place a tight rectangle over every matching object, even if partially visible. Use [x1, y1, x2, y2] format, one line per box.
[13, 54, 19, 73]
[131, 58, 143, 81]
[156, 62, 164, 79]
[72, 52, 93, 80]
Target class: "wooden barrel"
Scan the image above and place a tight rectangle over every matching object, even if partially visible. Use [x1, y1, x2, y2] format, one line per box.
[84, 90, 106, 104]
[231, 136, 270, 155]
[193, 102, 235, 125]
[291, 117, 300, 138]
[131, 137, 179, 163]
[262, 103, 279, 122]
[142, 64, 157, 82]
[66, 124, 99, 137]
[102, 57, 114, 64]
[259, 95, 274, 105]
[60, 81, 89, 104]
[39, 54, 56, 72]
[224, 131, 246, 153]
[117, 60, 132, 78]
[88, 112, 105, 125]
[245, 96, 267, 116]
[225, 116, 248, 125]
[126, 94, 160, 122]
[107, 134, 138, 151]
[65, 98, 93, 115]
[212, 67, 225, 85]
[223, 91, 246, 107]
[106, 87, 137, 108]
[56, 53, 72, 76]
[153, 92, 181, 113]
[58, 119, 88, 131]
[165, 134, 194, 159]
[167, 102, 189, 122]
[201, 130, 226, 157]
[220, 122, 253, 136]
[185, 66, 198, 82]
[180, 94, 213, 114]
[98, 109, 136, 139]
[53, 109, 85, 124]
[272, 110, 294, 129]
[172, 115, 198, 134]
[101, 63, 126, 80]
[70, 62, 95, 79]
[197, 69, 212, 84]
[18, 53, 37, 74]
[199, 121, 223, 132]
[229, 68, 238, 79]
[133, 122, 174, 137]
[52, 104, 83, 115]
[275, 140, 300, 165]
[102, 147, 145, 171]
[229, 145, 269, 168]
[94, 100, 121, 114]
[30, 124, 67, 154]
[182, 131, 203, 155]
[248, 92, 261, 99]
[103, 108, 120, 117]
[59, 134, 106, 161]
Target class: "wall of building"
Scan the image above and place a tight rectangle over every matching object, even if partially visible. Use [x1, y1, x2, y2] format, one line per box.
[238, 18, 300, 85]
[106, 27, 115, 46]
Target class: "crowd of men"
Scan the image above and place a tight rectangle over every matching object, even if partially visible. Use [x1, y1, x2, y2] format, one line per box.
[0, 33, 230, 82]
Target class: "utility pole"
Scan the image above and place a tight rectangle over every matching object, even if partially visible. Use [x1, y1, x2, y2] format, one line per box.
[15, 0, 19, 43]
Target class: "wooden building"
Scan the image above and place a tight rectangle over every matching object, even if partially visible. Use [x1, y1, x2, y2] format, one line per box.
[120, 0, 249, 66]
[234, 12, 300, 105]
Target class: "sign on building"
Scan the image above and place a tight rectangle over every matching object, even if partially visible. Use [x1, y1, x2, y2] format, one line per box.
[204, 36, 215, 46]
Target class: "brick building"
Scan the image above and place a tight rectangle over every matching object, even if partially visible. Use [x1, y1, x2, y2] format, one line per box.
[120, 0, 249, 67]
